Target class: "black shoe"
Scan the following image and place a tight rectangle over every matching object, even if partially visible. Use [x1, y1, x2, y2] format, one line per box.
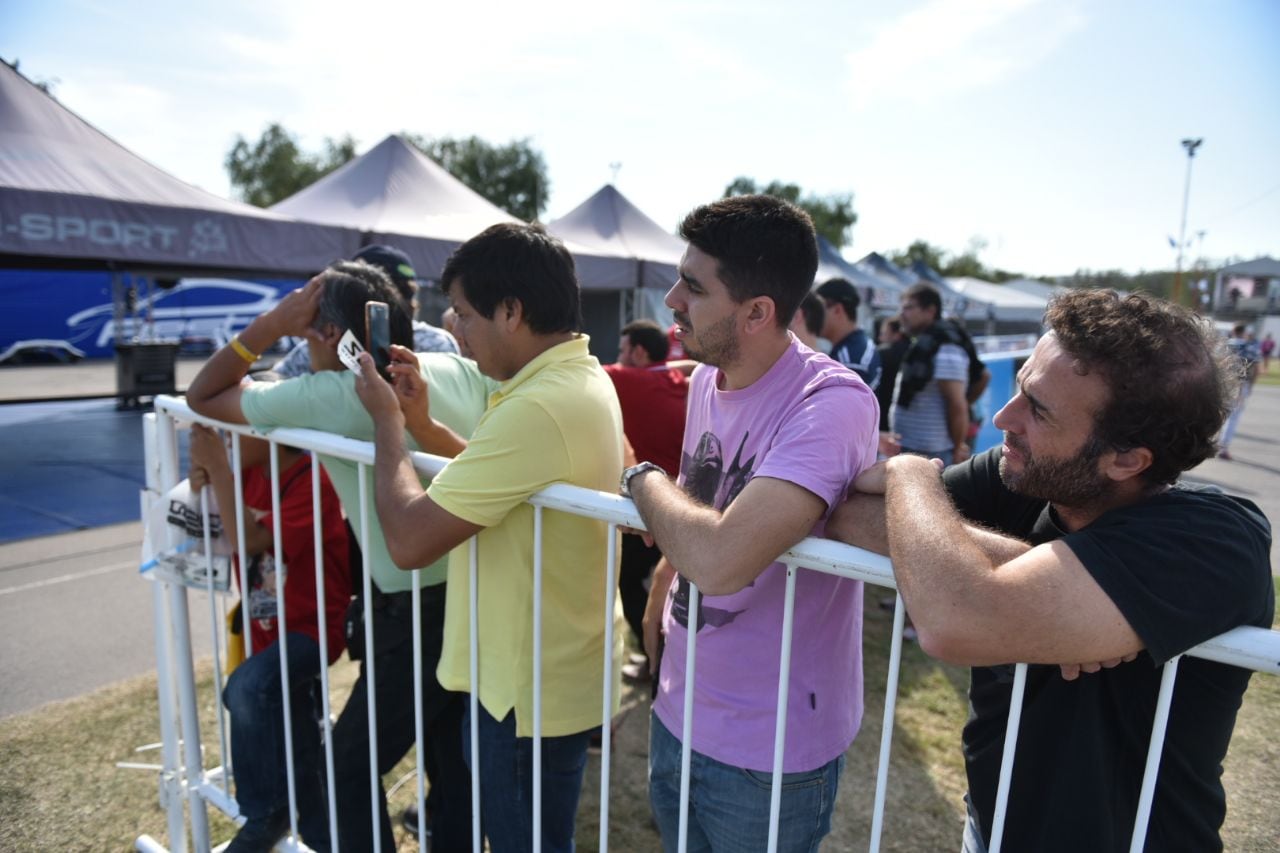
[225, 808, 290, 853]
[402, 802, 433, 849]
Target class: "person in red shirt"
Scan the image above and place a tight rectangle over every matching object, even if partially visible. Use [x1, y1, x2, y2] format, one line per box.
[190, 425, 351, 853]
[604, 320, 689, 678]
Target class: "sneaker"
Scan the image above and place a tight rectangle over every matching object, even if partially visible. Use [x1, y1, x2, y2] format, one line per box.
[402, 802, 432, 848]
[225, 809, 290, 853]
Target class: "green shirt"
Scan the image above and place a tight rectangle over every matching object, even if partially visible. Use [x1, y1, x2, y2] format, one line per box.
[241, 353, 494, 593]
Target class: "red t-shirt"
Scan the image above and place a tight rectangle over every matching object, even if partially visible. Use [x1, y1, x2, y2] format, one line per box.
[239, 455, 351, 663]
[604, 363, 689, 475]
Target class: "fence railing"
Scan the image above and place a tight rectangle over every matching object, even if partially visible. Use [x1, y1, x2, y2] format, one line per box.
[136, 393, 1280, 853]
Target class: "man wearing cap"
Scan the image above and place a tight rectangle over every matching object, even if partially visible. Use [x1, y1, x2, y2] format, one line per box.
[816, 277, 881, 389]
[273, 244, 458, 378]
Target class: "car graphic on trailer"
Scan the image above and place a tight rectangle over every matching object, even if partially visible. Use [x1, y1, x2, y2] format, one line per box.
[65, 278, 286, 351]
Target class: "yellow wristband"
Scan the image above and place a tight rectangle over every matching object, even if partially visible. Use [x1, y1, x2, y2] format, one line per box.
[228, 335, 258, 365]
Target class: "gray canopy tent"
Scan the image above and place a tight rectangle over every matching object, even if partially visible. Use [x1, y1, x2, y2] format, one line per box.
[547, 184, 688, 356]
[269, 138, 647, 356]
[0, 60, 359, 391]
[0, 60, 358, 275]
[269, 134, 521, 281]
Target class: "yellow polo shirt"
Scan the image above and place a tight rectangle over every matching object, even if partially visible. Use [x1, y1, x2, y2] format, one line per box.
[428, 336, 625, 737]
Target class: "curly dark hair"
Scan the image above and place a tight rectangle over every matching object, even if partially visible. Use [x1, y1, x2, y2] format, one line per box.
[1045, 289, 1240, 486]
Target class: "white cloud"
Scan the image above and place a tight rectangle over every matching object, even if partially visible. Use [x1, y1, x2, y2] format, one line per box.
[844, 0, 1085, 109]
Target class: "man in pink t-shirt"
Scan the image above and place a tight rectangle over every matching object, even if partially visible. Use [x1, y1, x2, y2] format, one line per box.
[624, 195, 879, 851]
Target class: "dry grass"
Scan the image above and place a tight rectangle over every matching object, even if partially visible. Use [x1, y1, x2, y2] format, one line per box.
[1, 587, 1276, 851]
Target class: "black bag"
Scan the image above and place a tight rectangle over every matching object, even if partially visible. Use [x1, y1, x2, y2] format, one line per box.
[342, 518, 365, 660]
[344, 597, 365, 661]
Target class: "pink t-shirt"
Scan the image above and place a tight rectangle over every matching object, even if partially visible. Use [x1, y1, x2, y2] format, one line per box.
[653, 338, 879, 772]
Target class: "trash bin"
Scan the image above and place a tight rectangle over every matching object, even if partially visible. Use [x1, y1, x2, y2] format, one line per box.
[116, 341, 179, 409]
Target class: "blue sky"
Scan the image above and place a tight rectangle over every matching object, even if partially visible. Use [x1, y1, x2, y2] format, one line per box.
[5, 0, 1278, 277]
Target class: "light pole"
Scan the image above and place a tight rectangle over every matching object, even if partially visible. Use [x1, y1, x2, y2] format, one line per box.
[1172, 137, 1203, 306]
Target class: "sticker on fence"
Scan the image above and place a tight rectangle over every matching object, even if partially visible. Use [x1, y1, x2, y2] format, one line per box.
[139, 481, 232, 591]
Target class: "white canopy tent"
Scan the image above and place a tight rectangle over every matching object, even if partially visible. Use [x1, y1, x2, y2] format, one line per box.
[946, 277, 1049, 325]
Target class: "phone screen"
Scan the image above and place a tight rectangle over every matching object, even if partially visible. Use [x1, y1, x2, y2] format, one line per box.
[365, 301, 391, 380]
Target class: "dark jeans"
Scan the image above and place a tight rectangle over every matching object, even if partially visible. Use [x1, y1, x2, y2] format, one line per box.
[222, 632, 329, 848]
[620, 533, 662, 648]
[462, 702, 594, 853]
[648, 714, 843, 853]
[331, 583, 473, 852]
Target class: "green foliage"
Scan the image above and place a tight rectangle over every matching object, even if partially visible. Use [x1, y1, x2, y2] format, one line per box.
[722, 177, 858, 249]
[225, 124, 356, 207]
[1065, 269, 1177, 300]
[403, 134, 550, 221]
[890, 238, 1033, 283]
[224, 126, 550, 220]
[890, 240, 948, 274]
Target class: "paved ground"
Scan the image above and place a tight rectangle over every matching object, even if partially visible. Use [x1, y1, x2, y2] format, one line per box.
[0, 358, 207, 542]
[0, 355, 207, 403]
[0, 360, 1276, 719]
[0, 520, 215, 718]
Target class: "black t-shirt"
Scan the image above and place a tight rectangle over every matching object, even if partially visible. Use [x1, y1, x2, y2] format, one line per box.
[944, 448, 1273, 852]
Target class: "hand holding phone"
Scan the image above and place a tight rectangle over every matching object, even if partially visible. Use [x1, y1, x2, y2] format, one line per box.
[365, 301, 391, 381]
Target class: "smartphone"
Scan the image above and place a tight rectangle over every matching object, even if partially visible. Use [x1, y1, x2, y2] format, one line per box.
[365, 301, 391, 380]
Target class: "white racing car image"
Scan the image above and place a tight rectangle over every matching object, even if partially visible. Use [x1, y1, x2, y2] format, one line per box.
[64, 278, 289, 352]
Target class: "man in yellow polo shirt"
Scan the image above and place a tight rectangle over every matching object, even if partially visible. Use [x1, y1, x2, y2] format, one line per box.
[353, 222, 624, 853]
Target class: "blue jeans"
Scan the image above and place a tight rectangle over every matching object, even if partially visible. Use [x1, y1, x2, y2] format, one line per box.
[222, 632, 329, 848]
[648, 714, 843, 853]
[961, 794, 988, 852]
[462, 702, 594, 853]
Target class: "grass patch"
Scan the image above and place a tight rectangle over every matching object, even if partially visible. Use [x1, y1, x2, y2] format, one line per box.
[0, 593, 1276, 851]
[1252, 369, 1280, 388]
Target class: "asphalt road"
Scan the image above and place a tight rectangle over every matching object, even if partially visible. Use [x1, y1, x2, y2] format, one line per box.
[0, 378, 1276, 720]
[0, 520, 214, 718]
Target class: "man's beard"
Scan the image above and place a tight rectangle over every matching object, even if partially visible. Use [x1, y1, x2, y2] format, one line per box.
[999, 432, 1113, 508]
[679, 313, 739, 367]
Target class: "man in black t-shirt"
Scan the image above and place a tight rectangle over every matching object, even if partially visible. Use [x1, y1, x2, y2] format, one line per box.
[828, 289, 1274, 852]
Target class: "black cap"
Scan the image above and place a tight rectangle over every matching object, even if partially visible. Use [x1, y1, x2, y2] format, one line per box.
[352, 244, 417, 291]
[815, 277, 860, 314]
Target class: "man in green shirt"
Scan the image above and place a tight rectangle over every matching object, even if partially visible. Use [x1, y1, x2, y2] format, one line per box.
[188, 260, 488, 851]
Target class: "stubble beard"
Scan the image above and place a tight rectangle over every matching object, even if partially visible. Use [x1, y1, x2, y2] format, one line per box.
[682, 314, 740, 368]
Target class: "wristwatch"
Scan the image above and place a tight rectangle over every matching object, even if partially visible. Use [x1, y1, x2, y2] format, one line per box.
[619, 461, 666, 497]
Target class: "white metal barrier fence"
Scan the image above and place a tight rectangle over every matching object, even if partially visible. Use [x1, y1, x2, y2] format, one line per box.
[137, 394, 1280, 853]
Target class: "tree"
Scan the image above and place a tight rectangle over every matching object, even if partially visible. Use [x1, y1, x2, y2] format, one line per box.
[890, 239, 948, 273]
[722, 178, 858, 249]
[225, 126, 550, 220]
[403, 134, 550, 221]
[890, 237, 1027, 282]
[225, 124, 356, 207]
